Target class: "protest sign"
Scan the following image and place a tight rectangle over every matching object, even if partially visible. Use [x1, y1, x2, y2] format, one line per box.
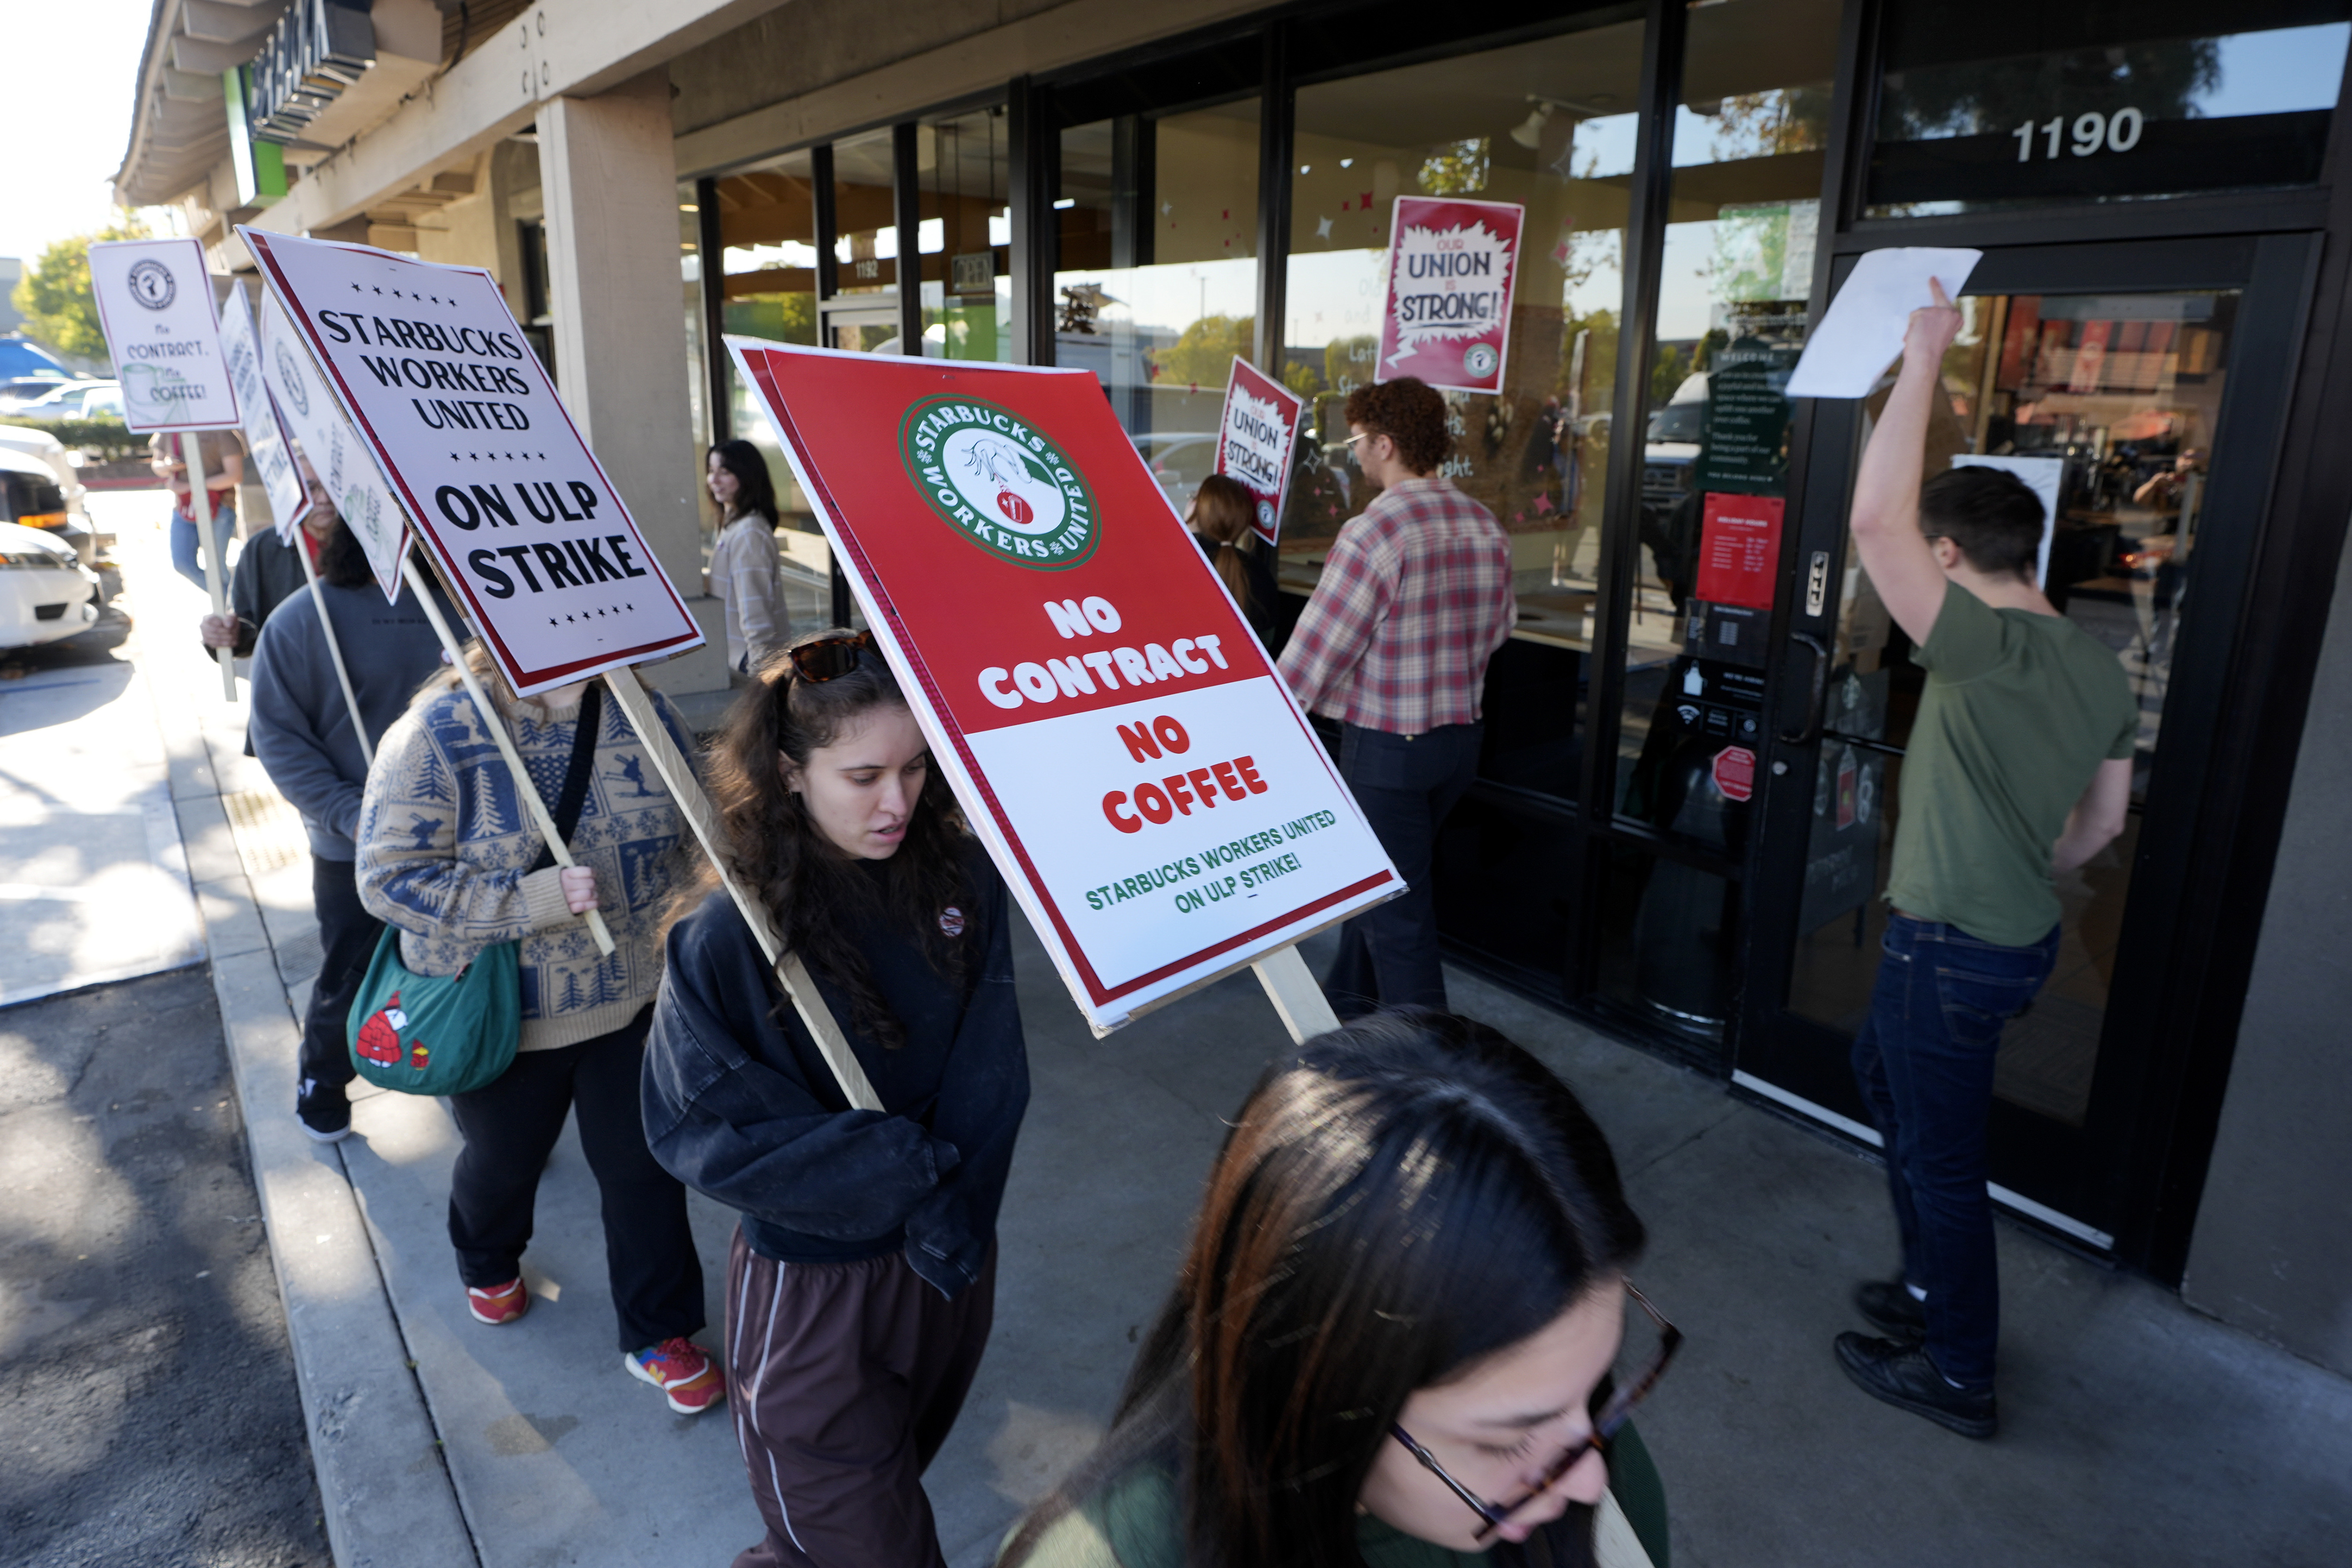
[1214, 357, 1304, 547]
[221, 285, 308, 540]
[241, 228, 702, 694]
[1376, 197, 1525, 395]
[1785, 247, 1981, 399]
[729, 340, 1401, 1031]
[258, 292, 408, 602]
[87, 238, 241, 432]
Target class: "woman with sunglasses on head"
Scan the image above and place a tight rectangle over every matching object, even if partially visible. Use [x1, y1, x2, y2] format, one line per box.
[643, 628, 1030, 1568]
[1000, 1009, 1673, 1568]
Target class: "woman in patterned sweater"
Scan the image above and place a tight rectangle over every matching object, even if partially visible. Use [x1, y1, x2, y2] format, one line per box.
[355, 642, 724, 1416]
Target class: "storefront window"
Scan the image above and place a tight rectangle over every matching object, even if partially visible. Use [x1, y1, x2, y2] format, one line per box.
[917, 108, 1013, 361]
[1868, 0, 2352, 216]
[829, 129, 898, 320]
[1056, 100, 1262, 512]
[1280, 18, 1643, 799]
[1596, 0, 1836, 1039]
[711, 148, 839, 630]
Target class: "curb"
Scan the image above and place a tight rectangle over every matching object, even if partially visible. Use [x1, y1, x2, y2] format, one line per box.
[152, 664, 480, 1568]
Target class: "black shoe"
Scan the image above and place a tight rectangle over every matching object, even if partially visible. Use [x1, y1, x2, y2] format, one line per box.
[297, 1078, 352, 1144]
[1834, 1332, 1996, 1440]
[1854, 1278, 1927, 1340]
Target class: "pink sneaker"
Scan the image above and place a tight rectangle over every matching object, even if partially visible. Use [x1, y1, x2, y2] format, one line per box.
[466, 1278, 529, 1326]
[625, 1337, 725, 1415]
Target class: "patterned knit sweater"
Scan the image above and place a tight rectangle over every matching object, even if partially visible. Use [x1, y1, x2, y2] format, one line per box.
[355, 681, 695, 1052]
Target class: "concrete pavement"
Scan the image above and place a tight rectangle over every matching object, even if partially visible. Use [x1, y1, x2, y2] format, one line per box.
[37, 490, 2352, 1566]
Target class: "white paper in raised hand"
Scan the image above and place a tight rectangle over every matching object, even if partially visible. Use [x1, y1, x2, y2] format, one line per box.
[1785, 247, 1983, 399]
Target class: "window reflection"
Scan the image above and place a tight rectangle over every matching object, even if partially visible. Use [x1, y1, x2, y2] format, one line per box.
[916, 109, 1012, 361]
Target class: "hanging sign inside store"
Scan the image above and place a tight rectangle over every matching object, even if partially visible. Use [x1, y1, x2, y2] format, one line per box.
[1695, 492, 1785, 612]
[727, 340, 1402, 1030]
[219, 284, 309, 540]
[241, 227, 704, 692]
[87, 238, 242, 433]
[1214, 356, 1303, 547]
[257, 292, 408, 602]
[1377, 196, 1525, 396]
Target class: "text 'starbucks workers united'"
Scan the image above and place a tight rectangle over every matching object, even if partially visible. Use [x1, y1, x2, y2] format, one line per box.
[901, 396, 1100, 570]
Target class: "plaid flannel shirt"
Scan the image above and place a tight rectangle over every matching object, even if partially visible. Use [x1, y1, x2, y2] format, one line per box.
[1278, 477, 1517, 735]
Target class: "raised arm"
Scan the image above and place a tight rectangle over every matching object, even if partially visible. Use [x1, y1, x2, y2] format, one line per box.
[1848, 280, 1963, 647]
[2053, 757, 2133, 874]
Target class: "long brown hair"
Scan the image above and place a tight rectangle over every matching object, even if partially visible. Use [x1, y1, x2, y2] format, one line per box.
[1001, 1010, 1647, 1568]
[670, 631, 971, 1048]
[1188, 474, 1258, 617]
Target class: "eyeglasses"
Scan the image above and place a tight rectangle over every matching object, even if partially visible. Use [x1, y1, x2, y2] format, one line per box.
[783, 629, 874, 684]
[1320, 431, 1375, 454]
[1390, 1283, 1681, 1542]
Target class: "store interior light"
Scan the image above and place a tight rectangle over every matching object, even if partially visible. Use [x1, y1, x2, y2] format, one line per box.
[1510, 103, 1554, 149]
[1053, 197, 1075, 209]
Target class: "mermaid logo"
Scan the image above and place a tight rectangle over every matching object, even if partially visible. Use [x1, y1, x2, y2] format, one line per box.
[898, 395, 1099, 570]
[273, 339, 312, 417]
[127, 258, 176, 311]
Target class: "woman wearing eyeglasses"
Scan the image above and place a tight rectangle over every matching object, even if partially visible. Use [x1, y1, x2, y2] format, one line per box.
[643, 627, 1030, 1568]
[998, 1009, 1673, 1568]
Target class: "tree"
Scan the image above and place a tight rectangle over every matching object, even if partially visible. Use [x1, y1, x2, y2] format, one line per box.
[1152, 314, 1253, 390]
[1281, 359, 1323, 399]
[11, 219, 151, 366]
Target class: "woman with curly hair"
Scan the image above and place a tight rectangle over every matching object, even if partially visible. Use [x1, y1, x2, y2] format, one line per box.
[642, 627, 1030, 1568]
[998, 1009, 1673, 1568]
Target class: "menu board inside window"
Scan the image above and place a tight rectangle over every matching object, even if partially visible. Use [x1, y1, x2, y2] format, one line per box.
[1868, 0, 2352, 216]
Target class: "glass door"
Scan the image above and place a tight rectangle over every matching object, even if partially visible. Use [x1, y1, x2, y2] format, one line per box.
[1737, 237, 2314, 1248]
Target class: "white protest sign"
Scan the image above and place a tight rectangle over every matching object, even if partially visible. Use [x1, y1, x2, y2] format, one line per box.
[222, 284, 309, 540]
[1214, 356, 1304, 547]
[1951, 453, 2064, 589]
[241, 228, 702, 694]
[731, 340, 1402, 1031]
[259, 293, 408, 602]
[1786, 247, 1982, 399]
[87, 238, 241, 432]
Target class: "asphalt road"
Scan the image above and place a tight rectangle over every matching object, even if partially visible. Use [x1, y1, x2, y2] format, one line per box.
[0, 925, 327, 1566]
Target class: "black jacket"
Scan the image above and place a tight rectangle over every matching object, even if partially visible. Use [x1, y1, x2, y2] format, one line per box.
[641, 843, 1028, 1298]
[207, 528, 310, 659]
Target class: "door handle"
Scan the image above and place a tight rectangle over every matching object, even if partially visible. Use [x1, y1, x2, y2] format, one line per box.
[1780, 632, 1831, 746]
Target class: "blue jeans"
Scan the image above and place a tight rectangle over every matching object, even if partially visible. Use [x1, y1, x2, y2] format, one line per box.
[1324, 721, 1482, 1017]
[169, 502, 236, 591]
[1851, 914, 2059, 1390]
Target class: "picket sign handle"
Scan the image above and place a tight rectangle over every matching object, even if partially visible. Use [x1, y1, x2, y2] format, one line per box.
[1250, 943, 1342, 1044]
[296, 534, 372, 768]
[402, 556, 616, 958]
[183, 431, 238, 701]
[602, 664, 883, 1112]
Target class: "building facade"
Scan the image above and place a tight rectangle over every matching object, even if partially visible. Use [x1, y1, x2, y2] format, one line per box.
[117, 0, 2352, 1375]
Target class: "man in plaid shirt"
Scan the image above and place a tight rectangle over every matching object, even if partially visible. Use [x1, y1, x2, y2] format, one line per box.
[1279, 378, 1516, 1015]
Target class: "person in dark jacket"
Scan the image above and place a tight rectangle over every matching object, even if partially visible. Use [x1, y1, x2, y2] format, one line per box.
[200, 455, 337, 659]
[1189, 473, 1282, 651]
[246, 506, 451, 1141]
[643, 627, 1030, 1568]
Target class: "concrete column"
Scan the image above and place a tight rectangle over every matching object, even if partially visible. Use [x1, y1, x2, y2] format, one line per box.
[539, 67, 727, 700]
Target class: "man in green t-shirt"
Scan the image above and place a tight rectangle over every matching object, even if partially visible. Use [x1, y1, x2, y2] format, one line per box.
[1831, 282, 2136, 1440]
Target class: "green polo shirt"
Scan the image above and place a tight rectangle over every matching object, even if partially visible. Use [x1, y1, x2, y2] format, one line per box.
[1885, 581, 2137, 947]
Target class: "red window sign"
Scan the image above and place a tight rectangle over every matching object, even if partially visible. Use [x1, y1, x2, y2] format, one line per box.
[1694, 492, 1785, 611]
[1713, 745, 1756, 804]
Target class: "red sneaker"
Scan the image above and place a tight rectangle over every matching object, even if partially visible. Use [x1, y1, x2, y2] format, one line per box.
[625, 1337, 725, 1415]
[466, 1278, 529, 1326]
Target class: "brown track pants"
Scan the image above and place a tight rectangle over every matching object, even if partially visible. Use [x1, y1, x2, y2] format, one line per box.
[725, 1226, 996, 1568]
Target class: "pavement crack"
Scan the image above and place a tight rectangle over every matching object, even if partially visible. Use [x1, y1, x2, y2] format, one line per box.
[1623, 1102, 1744, 1180]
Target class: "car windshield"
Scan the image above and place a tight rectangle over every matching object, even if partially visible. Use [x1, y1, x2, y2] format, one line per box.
[1, 472, 65, 518]
[1647, 402, 1706, 443]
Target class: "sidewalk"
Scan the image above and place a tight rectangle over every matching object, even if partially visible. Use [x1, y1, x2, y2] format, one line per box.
[156, 562, 2352, 1564]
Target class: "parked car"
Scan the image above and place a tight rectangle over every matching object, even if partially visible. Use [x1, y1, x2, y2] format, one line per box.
[1642, 371, 1707, 512]
[1132, 431, 1221, 517]
[0, 519, 101, 650]
[0, 375, 75, 414]
[0, 440, 102, 584]
[13, 380, 122, 420]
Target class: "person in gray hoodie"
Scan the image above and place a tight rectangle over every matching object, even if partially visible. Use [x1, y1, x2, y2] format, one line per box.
[247, 464, 453, 1141]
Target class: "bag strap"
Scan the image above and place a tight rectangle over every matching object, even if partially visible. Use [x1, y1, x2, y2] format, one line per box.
[529, 681, 605, 872]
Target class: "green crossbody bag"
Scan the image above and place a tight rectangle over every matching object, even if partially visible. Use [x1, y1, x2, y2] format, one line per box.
[345, 685, 604, 1095]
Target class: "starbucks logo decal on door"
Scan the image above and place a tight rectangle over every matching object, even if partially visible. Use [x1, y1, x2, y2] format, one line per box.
[900, 395, 1101, 570]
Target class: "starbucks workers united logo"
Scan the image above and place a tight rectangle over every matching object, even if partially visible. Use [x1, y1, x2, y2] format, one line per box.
[900, 396, 1100, 570]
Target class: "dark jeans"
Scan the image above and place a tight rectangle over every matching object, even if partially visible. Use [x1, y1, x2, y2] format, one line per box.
[297, 855, 382, 1097]
[1850, 914, 2059, 1390]
[1324, 721, 1482, 1018]
[447, 1005, 705, 1352]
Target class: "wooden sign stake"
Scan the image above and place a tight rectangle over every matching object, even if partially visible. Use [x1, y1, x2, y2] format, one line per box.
[182, 431, 237, 701]
[403, 555, 615, 958]
[296, 535, 372, 768]
[603, 664, 883, 1112]
[1251, 944, 1342, 1043]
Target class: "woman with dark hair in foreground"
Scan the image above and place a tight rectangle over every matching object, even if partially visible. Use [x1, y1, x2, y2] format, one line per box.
[1001, 1010, 1673, 1568]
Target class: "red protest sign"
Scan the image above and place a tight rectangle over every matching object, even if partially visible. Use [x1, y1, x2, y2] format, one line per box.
[1695, 491, 1785, 611]
[729, 342, 1401, 1029]
[1376, 197, 1525, 395]
[241, 228, 702, 695]
[1214, 357, 1303, 547]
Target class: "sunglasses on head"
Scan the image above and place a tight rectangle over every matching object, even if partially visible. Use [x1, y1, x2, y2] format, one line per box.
[781, 630, 874, 684]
